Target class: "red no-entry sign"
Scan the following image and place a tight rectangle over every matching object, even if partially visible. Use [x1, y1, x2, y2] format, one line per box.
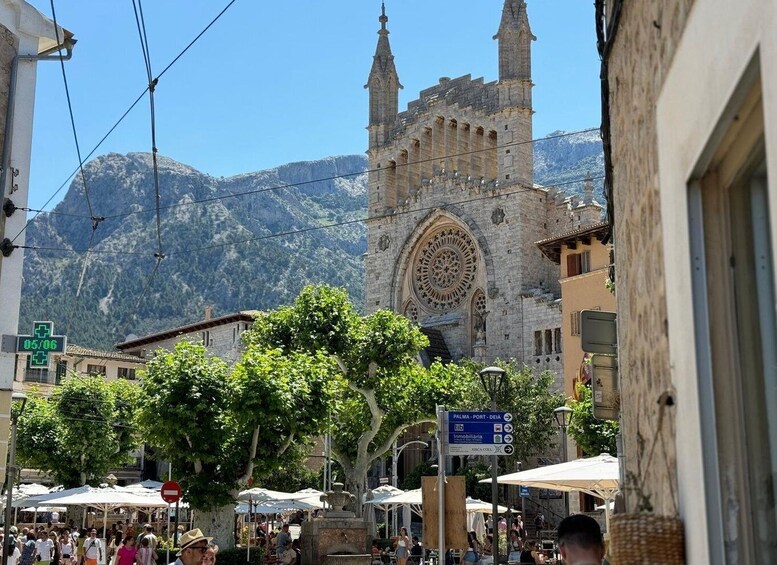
[161, 480, 182, 503]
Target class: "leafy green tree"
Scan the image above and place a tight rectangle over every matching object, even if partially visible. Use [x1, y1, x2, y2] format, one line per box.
[457, 359, 566, 468]
[568, 383, 619, 456]
[16, 376, 140, 487]
[244, 285, 471, 511]
[137, 341, 335, 546]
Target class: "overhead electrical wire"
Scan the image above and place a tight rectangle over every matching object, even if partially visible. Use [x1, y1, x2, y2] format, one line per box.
[15, 173, 604, 258]
[49, 0, 105, 341]
[132, 0, 164, 262]
[130, 0, 166, 311]
[11, 0, 239, 244]
[48, 0, 98, 224]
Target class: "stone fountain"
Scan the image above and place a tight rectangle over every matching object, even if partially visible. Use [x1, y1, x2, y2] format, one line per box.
[300, 483, 371, 565]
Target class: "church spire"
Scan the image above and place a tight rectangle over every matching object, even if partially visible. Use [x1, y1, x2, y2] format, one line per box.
[365, 2, 401, 140]
[494, 0, 535, 81]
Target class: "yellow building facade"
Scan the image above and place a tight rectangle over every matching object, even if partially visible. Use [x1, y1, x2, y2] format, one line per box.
[537, 222, 614, 399]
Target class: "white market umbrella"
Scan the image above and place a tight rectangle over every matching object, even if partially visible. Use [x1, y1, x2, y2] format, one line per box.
[376, 488, 423, 527]
[236, 499, 317, 514]
[20, 506, 67, 512]
[292, 489, 325, 509]
[13, 485, 92, 508]
[465, 497, 509, 514]
[124, 480, 165, 490]
[483, 453, 620, 530]
[379, 488, 422, 505]
[237, 488, 314, 503]
[42, 486, 169, 535]
[364, 487, 403, 537]
[363, 485, 403, 505]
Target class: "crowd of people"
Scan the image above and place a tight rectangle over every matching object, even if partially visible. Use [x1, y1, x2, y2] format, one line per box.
[368, 512, 607, 565]
[244, 522, 300, 565]
[0, 525, 218, 565]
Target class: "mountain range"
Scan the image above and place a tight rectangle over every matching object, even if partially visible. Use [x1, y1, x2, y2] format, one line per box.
[19, 130, 603, 349]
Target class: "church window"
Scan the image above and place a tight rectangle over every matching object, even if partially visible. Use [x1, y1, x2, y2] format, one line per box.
[544, 330, 553, 354]
[554, 328, 562, 353]
[403, 301, 419, 324]
[412, 226, 478, 312]
[534, 331, 542, 356]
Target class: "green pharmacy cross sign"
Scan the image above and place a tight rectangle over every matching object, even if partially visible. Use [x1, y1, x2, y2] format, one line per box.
[16, 321, 67, 368]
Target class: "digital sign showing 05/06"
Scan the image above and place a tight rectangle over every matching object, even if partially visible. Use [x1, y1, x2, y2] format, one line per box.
[16, 321, 67, 368]
[20, 338, 62, 351]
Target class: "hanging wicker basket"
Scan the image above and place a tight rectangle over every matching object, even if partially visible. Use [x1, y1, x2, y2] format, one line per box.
[608, 513, 685, 564]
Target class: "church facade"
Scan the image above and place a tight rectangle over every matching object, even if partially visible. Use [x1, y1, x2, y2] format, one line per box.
[363, 1, 601, 375]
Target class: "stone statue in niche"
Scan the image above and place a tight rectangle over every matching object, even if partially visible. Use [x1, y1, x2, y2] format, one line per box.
[378, 234, 391, 251]
[473, 309, 489, 343]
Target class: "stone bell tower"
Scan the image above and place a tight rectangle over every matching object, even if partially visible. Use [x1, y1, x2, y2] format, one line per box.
[365, 3, 402, 151]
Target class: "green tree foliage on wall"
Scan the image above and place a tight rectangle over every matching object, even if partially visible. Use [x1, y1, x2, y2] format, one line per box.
[568, 383, 619, 456]
[16, 376, 140, 487]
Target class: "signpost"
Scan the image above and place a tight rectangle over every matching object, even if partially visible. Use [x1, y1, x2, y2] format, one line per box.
[160, 481, 181, 503]
[446, 411, 515, 456]
[15, 321, 66, 368]
[161, 481, 182, 559]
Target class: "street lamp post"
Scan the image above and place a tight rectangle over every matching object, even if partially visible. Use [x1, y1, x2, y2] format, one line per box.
[3, 392, 27, 565]
[480, 366, 506, 564]
[391, 439, 428, 535]
[553, 406, 573, 517]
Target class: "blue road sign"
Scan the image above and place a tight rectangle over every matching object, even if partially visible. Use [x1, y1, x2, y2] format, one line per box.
[445, 411, 515, 456]
[448, 411, 513, 423]
[448, 432, 514, 444]
[450, 421, 514, 434]
[519, 486, 531, 497]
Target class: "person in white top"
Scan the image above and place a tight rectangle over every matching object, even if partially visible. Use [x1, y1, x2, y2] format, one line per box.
[60, 533, 73, 565]
[36, 532, 54, 565]
[7, 539, 21, 565]
[140, 525, 157, 552]
[83, 530, 103, 565]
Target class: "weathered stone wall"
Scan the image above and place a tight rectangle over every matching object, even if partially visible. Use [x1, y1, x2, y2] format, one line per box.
[607, 0, 695, 515]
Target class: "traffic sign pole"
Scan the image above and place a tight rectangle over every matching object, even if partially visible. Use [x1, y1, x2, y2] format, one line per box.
[437, 405, 446, 563]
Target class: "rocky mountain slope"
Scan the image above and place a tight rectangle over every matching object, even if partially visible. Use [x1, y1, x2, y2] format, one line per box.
[19, 130, 603, 349]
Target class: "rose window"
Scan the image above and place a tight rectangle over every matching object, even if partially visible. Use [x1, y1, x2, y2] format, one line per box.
[413, 227, 478, 311]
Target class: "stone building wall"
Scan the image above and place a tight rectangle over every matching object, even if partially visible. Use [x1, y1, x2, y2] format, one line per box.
[606, 0, 695, 515]
[519, 292, 563, 387]
[119, 319, 253, 363]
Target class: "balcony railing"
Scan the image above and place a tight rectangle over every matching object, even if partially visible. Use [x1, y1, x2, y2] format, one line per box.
[23, 369, 55, 384]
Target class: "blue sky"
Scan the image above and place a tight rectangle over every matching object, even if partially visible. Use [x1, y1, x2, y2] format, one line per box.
[25, 1, 601, 211]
